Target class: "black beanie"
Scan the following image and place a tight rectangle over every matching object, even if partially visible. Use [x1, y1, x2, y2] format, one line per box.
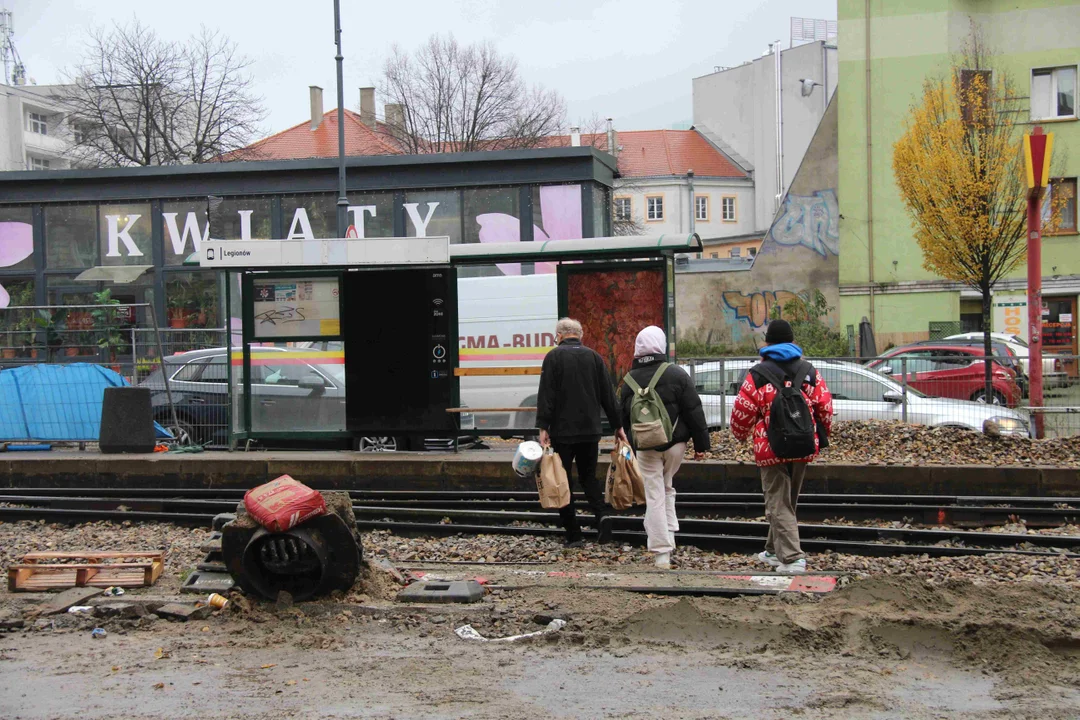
[765, 319, 794, 345]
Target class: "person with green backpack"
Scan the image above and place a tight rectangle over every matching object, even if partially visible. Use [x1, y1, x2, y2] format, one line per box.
[619, 326, 710, 569]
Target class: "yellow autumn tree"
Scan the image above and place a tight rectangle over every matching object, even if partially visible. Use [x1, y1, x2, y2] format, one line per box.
[893, 37, 1027, 403]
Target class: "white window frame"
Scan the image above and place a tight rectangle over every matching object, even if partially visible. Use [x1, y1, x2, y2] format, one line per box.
[729, 247, 741, 258]
[27, 112, 48, 135]
[613, 196, 632, 222]
[1044, 177, 1078, 236]
[28, 157, 50, 171]
[645, 194, 664, 222]
[695, 195, 709, 222]
[721, 196, 737, 222]
[1030, 65, 1077, 121]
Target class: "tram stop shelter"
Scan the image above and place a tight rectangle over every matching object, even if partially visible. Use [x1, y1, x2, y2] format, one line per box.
[199, 233, 702, 449]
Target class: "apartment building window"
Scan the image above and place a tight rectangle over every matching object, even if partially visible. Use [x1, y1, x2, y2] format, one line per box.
[1031, 66, 1076, 120]
[27, 112, 47, 135]
[695, 195, 709, 221]
[730, 247, 741, 258]
[710, 252, 718, 258]
[748, 246, 758, 257]
[721, 196, 736, 222]
[614, 196, 632, 222]
[28, 157, 50, 170]
[1044, 178, 1078, 235]
[646, 195, 664, 222]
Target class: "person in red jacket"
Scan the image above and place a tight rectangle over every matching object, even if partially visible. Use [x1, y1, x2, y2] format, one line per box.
[730, 319, 833, 574]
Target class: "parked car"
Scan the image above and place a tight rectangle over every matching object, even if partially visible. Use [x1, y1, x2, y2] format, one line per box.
[141, 347, 472, 450]
[866, 344, 1022, 407]
[911, 339, 1027, 396]
[686, 359, 1031, 436]
[945, 332, 1069, 388]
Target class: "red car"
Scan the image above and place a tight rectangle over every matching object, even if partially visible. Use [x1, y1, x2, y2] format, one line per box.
[866, 344, 1022, 407]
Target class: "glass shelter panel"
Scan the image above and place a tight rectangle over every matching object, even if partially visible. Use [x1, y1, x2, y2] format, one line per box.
[0, 206, 34, 272]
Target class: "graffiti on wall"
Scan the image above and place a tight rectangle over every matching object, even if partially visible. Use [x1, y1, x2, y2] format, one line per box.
[769, 189, 839, 257]
[722, 290, 798, 330]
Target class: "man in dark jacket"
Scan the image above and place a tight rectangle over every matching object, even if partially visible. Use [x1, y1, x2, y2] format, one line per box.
[619, 326, 711, 568]
[536, 317, 627, 546]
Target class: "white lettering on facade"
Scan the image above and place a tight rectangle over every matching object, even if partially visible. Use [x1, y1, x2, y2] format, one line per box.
[162, 211, 209, 255]
[287, 208, 315, 240]
[105, 214, 143, 257]
[347, 205, 377, 238]
[403, 202, 440, 237]
[237, 210, 253, 241]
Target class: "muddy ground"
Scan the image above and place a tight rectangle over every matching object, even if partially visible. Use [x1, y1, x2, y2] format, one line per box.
[1, 521, 1078, 719]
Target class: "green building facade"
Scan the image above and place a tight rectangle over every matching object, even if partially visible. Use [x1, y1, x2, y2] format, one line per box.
[838, 0, 1079, 363]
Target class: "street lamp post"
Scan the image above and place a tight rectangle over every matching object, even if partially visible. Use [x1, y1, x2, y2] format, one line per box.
[333, 0, 348, 238]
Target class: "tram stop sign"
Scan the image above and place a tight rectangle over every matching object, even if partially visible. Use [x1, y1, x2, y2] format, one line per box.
[1023, 129, 1054, 197]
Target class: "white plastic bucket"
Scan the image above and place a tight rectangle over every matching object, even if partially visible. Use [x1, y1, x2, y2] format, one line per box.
[512, 440, 544, 477]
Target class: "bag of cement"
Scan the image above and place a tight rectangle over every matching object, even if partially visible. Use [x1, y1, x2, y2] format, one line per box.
[536, 447, 571, 509]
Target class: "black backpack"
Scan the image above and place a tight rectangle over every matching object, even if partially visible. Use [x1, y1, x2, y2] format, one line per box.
[751, 360, 818, 459]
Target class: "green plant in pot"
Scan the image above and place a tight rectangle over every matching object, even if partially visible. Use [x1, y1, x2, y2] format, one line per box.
[91, 289, 126, 365]
[167, 280, 193, 329]
[3, 283, 35, 358]
[34, 308, 68, 362]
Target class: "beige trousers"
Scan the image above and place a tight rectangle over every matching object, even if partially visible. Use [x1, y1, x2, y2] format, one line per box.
[637, 443, 686, 554]
[760, 462, 807, 564]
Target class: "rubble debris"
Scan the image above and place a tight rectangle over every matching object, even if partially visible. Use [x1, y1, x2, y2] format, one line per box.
[455, 618, 566, 642]
[31, 587, 105, 616]
[94, 603, 148, 620]
[154, 603, 213, 622]
[696, 419, 1080, 467]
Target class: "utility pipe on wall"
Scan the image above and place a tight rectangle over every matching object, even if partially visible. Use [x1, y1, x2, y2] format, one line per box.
[865, 0, 876, 333]
[687, 169, 695, 237]
[774, 40, 784, 212]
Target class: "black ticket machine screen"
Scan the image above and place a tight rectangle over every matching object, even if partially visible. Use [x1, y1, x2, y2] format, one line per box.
[343, 267, 455, 434]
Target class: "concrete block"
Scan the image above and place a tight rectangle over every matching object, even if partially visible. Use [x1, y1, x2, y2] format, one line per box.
[396, 580, 485, 604]
[35, 587, 105, 616]
[180, 571, 235, 595]
[200, 532, 223, 553]
[93, 603, 147, 619]
[154, 603, 213, 622]
[197, 550, 226, 573]
[212, 515, 236, 532]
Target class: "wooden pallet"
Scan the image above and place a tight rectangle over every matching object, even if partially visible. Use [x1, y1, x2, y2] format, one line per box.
[7, 551, 165, 592]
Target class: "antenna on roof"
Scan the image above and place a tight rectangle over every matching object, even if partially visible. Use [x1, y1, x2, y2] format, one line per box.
[0, 8, 26, 86]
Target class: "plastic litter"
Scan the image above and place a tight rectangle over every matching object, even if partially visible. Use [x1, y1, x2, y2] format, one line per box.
[91, 628, 107, 639]
[104, 586, 125, 596]
[67, 606, 94, 614]
[454, 618, 566, 642]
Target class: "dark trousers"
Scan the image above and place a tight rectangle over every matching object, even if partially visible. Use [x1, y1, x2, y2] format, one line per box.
[553, 441, 607, 541]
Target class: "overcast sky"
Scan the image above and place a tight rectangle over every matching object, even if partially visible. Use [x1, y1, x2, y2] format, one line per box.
[8, 0, 836, 138]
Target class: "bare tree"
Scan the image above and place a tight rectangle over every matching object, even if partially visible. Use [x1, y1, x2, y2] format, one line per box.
[380, 35, 565, 153]
[569, 113, 643, 236]
[59, 20, 265, 167]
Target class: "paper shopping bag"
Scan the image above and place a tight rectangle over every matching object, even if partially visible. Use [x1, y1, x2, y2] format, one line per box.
[536, 447, 571, 509]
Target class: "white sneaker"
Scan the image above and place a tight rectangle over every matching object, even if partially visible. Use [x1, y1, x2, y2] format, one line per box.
[654, 551, 671, 569]
[777, 558, 807, 574]
[756, 551, 781, 568]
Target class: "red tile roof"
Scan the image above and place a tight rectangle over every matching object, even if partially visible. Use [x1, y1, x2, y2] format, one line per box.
[543, 129, 746, 179]
[225, 108, 402, 161]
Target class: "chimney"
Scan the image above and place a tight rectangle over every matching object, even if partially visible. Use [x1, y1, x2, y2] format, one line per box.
[309, 86, 324, 130]
[606, 118, 617, 157]
[359, 87, 376, 127]
[385, 103, 404, 130]
[570, 126, 581, 147]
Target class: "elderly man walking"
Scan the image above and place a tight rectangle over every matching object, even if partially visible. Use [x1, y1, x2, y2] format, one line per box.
[536, 318, 627, 546]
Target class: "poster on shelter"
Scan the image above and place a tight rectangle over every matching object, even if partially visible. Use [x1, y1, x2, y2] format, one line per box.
[563, 267, 665, 387]
[252, 277, 340, 339]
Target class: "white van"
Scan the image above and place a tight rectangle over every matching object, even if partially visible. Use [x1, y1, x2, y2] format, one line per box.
[457, 273, 558, 434]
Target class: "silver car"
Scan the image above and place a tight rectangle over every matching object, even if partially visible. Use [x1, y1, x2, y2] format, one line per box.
[687, 359, 1032, 437]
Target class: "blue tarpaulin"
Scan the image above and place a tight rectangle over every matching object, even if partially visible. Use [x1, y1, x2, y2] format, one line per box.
[0, 363, 171, 442]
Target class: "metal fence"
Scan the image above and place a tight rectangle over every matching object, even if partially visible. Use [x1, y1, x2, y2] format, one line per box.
[681, 355, 1080, 439]
[0, 302, 226, 446]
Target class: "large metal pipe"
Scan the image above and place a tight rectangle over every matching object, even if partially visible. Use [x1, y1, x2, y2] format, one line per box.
[334, 0, 348, 239]
[774, 41, 784, 212]
[865, 0, 876, 333]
